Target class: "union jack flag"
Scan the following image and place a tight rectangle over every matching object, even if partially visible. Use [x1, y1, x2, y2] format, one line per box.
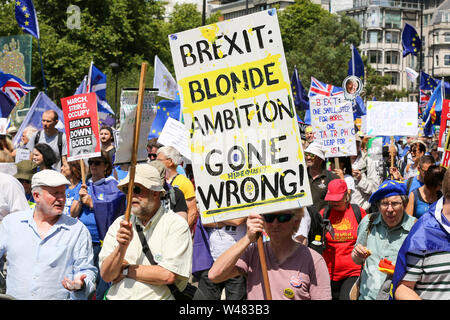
[419, 89, 430, 115]
[308, 77, 344, 98]
[0, 71, 34, 118]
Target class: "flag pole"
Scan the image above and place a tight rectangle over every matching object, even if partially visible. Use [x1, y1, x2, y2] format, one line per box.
[37, 39, 47, 95]
[124, 62, 148, 222]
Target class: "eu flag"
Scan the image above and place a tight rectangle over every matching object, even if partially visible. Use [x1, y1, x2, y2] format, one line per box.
[420, 71, 438, 91]
[401, 23, 421, 57]
[348, 44, 364, 80]
[148, 99, 181, 139]
[15, 0, 40, 39]
[422, 81, 443, 137]
[291, 66, 309, 111]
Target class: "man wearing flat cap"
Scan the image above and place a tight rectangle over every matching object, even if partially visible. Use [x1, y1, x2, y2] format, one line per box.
[0, 170, 97, 299]
[99, 163, 193, 300]
[351, 180, 416, 300]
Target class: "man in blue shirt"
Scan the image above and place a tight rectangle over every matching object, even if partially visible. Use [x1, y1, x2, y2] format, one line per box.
[0, 170, 97, 299]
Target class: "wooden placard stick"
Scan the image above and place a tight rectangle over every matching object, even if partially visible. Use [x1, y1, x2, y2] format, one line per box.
[80, 159, 86, 184]
[257, 234, 272, 300]
[334, 157, 340, 170]
[124, 62, 148, 222]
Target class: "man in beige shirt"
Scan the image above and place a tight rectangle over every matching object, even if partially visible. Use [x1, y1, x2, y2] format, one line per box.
[99, 164, 193, 300]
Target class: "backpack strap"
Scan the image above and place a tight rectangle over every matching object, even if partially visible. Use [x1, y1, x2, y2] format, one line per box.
[34, 131, 41, 146]
[324, 204, 362, 225]
[406, 176, 414, 195]
[57, 131, 63, 159]
[351, 204, 362, 224]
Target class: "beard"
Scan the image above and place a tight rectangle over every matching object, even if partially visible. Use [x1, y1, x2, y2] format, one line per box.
[131, 198, 159, 220]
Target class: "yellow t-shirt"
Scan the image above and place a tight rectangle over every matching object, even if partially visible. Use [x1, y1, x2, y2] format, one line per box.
[171, 174, 195, 200]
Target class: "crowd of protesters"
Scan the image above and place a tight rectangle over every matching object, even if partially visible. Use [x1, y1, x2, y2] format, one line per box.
[0, 111, 449, 301]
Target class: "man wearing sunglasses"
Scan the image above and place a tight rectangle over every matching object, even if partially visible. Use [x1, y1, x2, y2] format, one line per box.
[304, 142, 339, 212]
[208, 209, 331, 300]
[99, 164, 193, 300]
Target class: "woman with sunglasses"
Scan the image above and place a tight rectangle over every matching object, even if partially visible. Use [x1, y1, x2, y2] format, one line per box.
[208, 209, 331, 300]
[71, 150, 126, 299]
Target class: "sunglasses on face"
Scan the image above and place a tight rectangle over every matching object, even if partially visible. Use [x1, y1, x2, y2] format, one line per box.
[88, 160, 104, 166]
[148, 153, 157, 160]
[263, 213, 294, 223]
[305, 152, 316, 159]
[123, 185, 143, 195]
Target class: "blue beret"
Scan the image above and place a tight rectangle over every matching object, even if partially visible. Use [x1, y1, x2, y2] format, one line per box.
[369, 180, 407, 204]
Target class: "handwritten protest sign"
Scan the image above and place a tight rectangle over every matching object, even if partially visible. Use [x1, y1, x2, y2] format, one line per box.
[169, 9, 312, 224]
[310, 95, 356, 157]
[61, 92, 101, 161]
[366, 101, 418, 136]
[114, 88, 157, 165]
[158, 117, 191, 160]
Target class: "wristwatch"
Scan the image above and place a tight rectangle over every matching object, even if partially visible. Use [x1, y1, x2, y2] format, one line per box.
[122, 264, 130, 277]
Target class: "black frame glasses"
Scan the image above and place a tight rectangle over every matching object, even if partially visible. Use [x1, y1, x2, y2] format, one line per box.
[263, 213, 294, 223]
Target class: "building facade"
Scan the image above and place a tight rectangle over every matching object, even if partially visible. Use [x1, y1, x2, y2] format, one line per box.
[341, 0, 449, 101]
[209, 0, 449, 101]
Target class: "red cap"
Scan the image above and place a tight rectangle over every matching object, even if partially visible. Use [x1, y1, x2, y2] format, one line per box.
[324, 179, 348, 201]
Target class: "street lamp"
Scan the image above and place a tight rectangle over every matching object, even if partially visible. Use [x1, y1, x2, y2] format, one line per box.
[109, 62, 120, 128]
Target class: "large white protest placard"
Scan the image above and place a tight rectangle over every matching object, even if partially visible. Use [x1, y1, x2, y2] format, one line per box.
[169, 9, 313, 224]
[158, 117, 191, 160]
[366, 101, 418, 136]
[115, 88, 158, 165]
[309, 95, 357, 157]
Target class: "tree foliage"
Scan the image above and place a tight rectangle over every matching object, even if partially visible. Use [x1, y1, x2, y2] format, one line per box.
[0, 0, 407, 115]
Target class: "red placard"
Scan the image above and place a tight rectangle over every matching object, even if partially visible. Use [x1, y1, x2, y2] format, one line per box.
[61, 92, 101, 161]
[438, 99, 450, 149]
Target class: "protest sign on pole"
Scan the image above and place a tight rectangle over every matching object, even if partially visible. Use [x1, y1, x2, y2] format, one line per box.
[114, 88, 158, 166]
[438, 99, 450, 150]
[366, 101, 418, 136]
[309, 95, 357, 157]
[61, 92, 101, 162]
[123, 63, 149, 222]
[441, 126, 450, 168]
[169, 9, 313, 225]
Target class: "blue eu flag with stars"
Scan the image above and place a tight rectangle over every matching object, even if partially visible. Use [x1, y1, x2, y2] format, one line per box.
[15, 0, 40, 39]
[401, 23, 421, 57]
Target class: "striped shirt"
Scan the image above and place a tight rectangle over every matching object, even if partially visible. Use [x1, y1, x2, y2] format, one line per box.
[404, 251, 450, 300]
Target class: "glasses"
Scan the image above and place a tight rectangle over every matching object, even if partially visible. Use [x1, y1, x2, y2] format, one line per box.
[88, 160, 104, 166]
[410, 149, 417, 154]
[263, 213, 294, 223]
[123, 185, 142, 195]
[148, 153, 157, 160]
[379, 201, 403, 209]
[305, 152, 316, 159]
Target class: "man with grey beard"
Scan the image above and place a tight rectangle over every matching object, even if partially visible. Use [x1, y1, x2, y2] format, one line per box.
[99, 163, 193, 300]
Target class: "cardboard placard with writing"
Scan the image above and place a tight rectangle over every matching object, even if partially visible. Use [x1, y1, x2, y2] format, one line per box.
[61, 92, 101, 161]
[169, 9, 312, 224]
